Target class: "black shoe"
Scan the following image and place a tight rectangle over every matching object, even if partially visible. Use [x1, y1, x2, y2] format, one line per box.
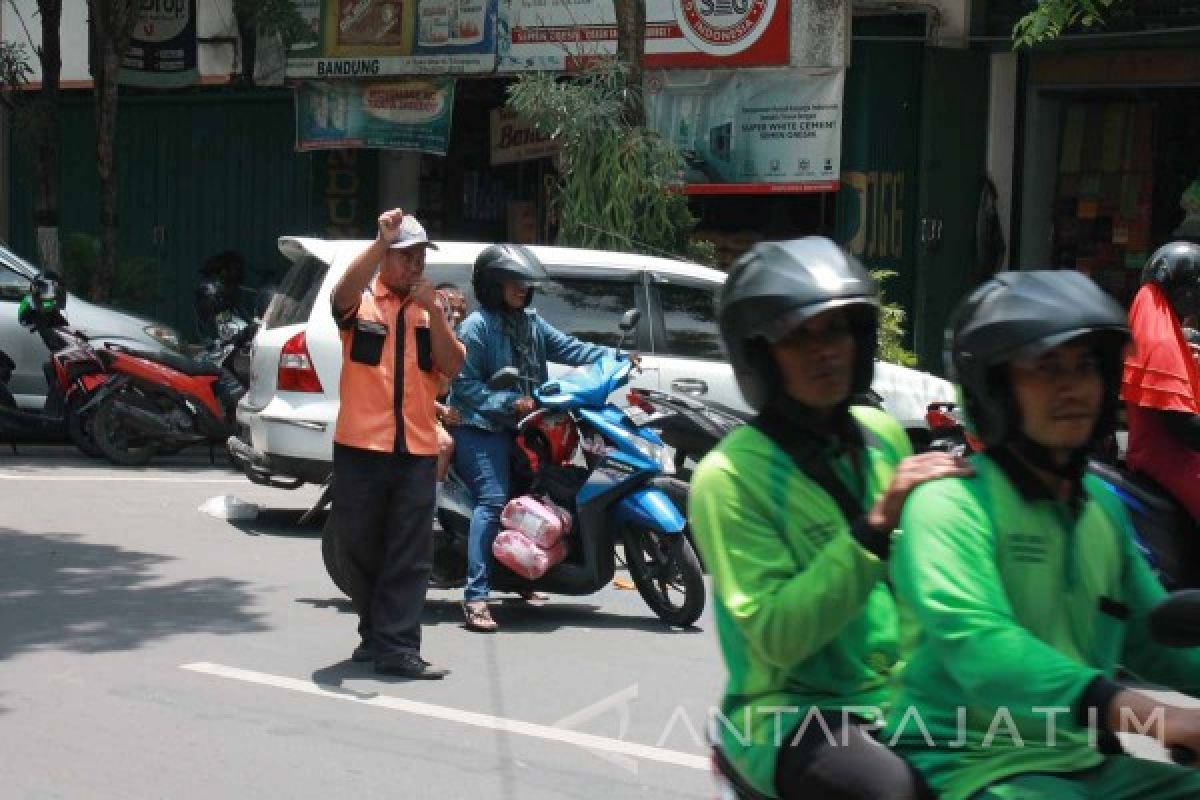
[351, 640, 374, 663]
[375, 652, 450, 680]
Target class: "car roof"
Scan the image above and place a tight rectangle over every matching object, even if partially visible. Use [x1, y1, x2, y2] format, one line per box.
[277, 237, 726, 285]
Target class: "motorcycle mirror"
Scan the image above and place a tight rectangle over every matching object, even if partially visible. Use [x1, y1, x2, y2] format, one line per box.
[619, 309, 641, 333]
[1148, 590, 1200, 648]
[487, 367, 520, 390]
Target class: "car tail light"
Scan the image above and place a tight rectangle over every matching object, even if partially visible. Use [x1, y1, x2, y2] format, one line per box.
[278, 332, 323, 393]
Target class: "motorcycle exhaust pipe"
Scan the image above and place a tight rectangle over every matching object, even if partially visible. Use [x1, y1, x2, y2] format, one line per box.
[110, 398, 200, 444]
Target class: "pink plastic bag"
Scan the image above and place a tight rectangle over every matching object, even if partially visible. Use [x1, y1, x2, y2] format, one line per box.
[501, 495, 572, 549]
[493, 530, 552, 580]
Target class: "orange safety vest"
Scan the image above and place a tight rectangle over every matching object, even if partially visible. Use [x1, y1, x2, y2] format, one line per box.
[334, 277, 445, 456]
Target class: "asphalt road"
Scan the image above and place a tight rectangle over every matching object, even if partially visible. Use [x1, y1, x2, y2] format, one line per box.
[0, 447, 720, 800]
[1, 446, 1191, 799]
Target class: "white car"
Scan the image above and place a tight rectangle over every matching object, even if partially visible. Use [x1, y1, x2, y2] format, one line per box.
[230, 237, 954, 487]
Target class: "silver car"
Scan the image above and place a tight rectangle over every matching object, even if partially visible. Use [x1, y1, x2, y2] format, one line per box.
[0, 243, 181, 409]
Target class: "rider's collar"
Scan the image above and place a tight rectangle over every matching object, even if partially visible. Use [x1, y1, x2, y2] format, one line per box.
[990, 443, 1087, 515]
[756, 394, 860, 458]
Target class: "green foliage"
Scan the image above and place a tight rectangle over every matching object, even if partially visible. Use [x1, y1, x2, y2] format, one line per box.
[871, 269, 917, 367]
[235, 0, 317, 49]
[1013, 0, 1124, 47]
[0, 39, 33, 91]
[506, 63, 714, 265]
[61, 232, 158, 315]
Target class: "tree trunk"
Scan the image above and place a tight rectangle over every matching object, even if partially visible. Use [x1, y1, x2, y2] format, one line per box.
[87, 0, 138, 304]
[35, 1, 63, 274]
[613, 0, 646, 127]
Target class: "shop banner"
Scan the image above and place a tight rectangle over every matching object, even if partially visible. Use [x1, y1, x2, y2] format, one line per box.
[645, 69, 844, 194]
[499, 0, 791, 72]
[120, 0, 199, 88]
[489, 108, 560, 165]
[296, 79, 455, 154]
[287, 0, 498, 78]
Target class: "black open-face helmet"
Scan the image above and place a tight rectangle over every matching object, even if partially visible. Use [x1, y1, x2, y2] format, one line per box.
[717, 237, 879, 411]
[946, 269, 1130, 448]
[472, 244, 548, 312]
[1141, 241, 1200, 320]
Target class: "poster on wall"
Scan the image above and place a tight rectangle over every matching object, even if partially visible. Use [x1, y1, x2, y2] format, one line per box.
[296, 79, 456, 154]
[645, 69, 844, 194]
[120, 0, 199, 87]
[499, 0, 791, 72]
[287, 0, 499, 78]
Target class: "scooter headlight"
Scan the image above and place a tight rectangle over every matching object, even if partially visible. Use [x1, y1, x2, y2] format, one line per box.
[631, 436, 675, 474]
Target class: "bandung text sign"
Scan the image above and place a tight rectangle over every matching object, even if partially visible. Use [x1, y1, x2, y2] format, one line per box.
[287, 0, 499, 78]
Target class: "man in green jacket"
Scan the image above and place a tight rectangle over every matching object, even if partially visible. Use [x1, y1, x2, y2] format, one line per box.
[889, 270, 1200, 799]
[689, 237, 970, 799]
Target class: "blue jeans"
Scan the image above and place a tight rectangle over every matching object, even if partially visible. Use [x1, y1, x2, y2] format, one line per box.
[452, 425, 512, 601]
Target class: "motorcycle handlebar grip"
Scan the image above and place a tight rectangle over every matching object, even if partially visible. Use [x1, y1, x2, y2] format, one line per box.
[1170, 745, 1197, 766]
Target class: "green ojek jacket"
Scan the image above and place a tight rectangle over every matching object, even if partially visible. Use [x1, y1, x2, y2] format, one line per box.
[689, 405, 912, 798]
[888, 451, 1200, 800]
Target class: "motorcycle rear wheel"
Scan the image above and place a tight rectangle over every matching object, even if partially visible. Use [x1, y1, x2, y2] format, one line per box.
[622, 526, 705, 628]
[322, 515, 352, 597]
[91, 390, 159, 467]
[65, 394, 104, 458]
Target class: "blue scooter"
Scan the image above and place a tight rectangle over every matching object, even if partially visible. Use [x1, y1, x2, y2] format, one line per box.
[432, 309, 706, 628]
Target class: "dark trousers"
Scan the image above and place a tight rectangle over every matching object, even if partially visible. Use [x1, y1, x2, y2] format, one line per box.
[775, 714, 934, 800]
[331, 443, 437, 658]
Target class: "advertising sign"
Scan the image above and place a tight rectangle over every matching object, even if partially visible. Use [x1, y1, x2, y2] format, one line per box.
[120, 0, 199, 88]
[499, 0, 790, 71]
[489, 108, 560, 165]
[296, 79, 455, 154]
[645, 69, 844, 194]
[287, 0, 499, 78]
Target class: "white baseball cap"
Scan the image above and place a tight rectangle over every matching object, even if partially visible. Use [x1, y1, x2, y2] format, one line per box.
[389, 215, 438, 250]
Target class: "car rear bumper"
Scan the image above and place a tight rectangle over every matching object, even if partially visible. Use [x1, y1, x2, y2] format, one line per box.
[233, 394, 335, 487]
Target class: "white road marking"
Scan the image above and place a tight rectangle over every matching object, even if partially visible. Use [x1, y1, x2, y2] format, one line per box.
[0, 474, 248, 483]
[182, 661, 709, 771]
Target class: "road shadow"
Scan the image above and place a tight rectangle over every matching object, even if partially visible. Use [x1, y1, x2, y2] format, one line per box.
[421, 596, 704, 635]
[296, 592, 702, 635]
[0, 527, 269, 662]
[228, 509, 327, 539]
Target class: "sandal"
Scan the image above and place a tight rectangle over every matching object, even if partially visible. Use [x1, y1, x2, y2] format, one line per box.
[463, 601, 498, 632]
[518, 590, 549, 606]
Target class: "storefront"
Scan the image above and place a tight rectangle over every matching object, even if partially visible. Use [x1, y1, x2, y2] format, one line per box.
[1018, 50, 1200, 306]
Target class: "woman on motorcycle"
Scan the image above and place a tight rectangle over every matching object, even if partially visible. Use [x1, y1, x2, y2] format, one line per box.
[1122, 241, 1200, 520]
[689, 238, 969, 799]
[447, 244, 618, 632]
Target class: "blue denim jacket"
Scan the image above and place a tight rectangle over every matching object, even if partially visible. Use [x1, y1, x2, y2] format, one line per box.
[448, 308, 615, 432]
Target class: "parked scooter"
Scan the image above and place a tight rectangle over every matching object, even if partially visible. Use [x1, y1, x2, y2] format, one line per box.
[0, 275, 108, 455]
[323, 309, 707, 628]
[84, 299, 257, 466]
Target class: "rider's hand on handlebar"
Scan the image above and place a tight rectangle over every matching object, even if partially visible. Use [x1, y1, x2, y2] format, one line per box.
[513, 396, 536, 416]
[628, 352, 643, 371]
[867, 452, 973, 533]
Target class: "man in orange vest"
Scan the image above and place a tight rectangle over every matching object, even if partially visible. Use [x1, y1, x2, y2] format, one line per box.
[330, 208, 466, 679]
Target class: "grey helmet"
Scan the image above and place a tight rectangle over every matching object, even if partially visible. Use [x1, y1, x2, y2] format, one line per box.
[1141, 241, 1200, 319]
[472, 244, 548, 311]
[946, 270, 1130, 447]
[717, 237, 879, 411]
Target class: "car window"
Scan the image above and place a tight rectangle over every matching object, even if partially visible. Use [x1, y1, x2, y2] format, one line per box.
[658, 281, 725, 359]
[263, 256, 329, 329]
[0, 263, 29, 302]
[535, 276, 638, 349]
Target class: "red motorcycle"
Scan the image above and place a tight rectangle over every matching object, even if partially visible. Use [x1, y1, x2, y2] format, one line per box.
[84, 319, 256, 466]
